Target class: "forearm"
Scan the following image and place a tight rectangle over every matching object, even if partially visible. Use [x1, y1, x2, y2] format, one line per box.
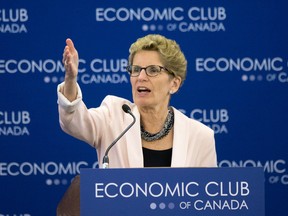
[61, 78, 78, 102]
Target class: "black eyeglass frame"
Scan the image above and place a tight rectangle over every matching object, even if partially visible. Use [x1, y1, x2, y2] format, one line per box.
[126, 65, 174, 77]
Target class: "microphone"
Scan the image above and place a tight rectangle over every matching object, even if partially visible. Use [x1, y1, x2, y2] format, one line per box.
[102, 104, 136, 169]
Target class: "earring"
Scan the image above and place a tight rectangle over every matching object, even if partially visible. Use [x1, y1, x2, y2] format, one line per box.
[170, 90, 174, 94]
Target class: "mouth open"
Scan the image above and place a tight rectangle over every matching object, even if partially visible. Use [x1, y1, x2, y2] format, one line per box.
[137, 87, 151, 93]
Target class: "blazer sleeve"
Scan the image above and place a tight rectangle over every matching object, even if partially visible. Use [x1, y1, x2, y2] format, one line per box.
[57, 83, 133, 152]
[57, 82, 109, 148]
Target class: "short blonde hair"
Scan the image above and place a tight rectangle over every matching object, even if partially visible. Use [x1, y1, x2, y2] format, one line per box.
[128, 34, 187, 86]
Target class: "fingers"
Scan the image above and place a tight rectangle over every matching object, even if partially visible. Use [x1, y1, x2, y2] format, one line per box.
[62, 38, 79, 77]
[62, 47, 69, 65]
[66, 38, 75, 52]
[62, 38, 74, 65]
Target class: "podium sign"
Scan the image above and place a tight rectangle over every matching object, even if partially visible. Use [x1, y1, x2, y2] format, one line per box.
[80, 168, 264, 216]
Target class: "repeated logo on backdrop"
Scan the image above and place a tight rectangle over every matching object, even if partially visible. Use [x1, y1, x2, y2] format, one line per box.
[0, 58, 129, 84]
[219, 159, 288, 186]
[95, 6, 227, 33]
[69, 58, 129, 85]
[0, 8, 29, 33]
[195, 57, 288, 83]
[180, 108, 229, 135]
[0, 160, 98, 186]
[0, 111, 31, 136]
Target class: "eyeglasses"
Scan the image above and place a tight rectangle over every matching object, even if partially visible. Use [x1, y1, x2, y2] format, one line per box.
[126, 65, 172, 77]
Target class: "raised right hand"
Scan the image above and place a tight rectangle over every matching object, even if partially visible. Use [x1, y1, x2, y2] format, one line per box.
[62, 38, 79, 101]
[62, 38, 79, 80]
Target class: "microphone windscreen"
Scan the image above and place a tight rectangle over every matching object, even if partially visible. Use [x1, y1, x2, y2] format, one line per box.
[122, 104, 131, 113]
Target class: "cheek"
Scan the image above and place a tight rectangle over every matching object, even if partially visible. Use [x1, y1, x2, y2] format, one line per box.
[156, 81, 171, 95]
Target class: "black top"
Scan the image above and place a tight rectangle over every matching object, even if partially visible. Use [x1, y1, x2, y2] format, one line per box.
[142, 147, 172, 167]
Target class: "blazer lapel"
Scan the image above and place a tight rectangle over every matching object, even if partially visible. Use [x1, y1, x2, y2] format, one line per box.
[124, 106, 188, 168]
[171, 108, 188, 167]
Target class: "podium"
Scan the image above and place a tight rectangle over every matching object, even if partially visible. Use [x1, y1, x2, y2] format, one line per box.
[80, 167, 265, 216]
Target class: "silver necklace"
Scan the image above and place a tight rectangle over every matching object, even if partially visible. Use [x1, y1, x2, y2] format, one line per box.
[141, 107, 174, 142]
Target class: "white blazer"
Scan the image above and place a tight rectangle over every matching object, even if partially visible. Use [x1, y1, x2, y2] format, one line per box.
[57, 83, 217, 168]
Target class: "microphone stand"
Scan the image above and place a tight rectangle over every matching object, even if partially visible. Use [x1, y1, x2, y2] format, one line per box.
[102, 105, 136, 169]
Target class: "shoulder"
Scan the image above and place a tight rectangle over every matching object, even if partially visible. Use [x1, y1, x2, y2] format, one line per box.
[99, 95, 136, 116]
[101, 95, 134, 108]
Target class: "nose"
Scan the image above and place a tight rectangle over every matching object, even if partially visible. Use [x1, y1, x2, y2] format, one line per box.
[137, 68, 148, 80]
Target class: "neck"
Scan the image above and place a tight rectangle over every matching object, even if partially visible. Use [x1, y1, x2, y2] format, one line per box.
[139, 106, 169, 134]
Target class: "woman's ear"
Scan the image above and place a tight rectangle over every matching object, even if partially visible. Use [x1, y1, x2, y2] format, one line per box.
[170, 76, 182, 94]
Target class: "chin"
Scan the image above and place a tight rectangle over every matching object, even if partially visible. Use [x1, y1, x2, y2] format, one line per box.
[134, 99, 150, 107]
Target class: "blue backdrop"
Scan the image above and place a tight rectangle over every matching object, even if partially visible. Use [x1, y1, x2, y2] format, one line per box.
[1, 0, 287, 215]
